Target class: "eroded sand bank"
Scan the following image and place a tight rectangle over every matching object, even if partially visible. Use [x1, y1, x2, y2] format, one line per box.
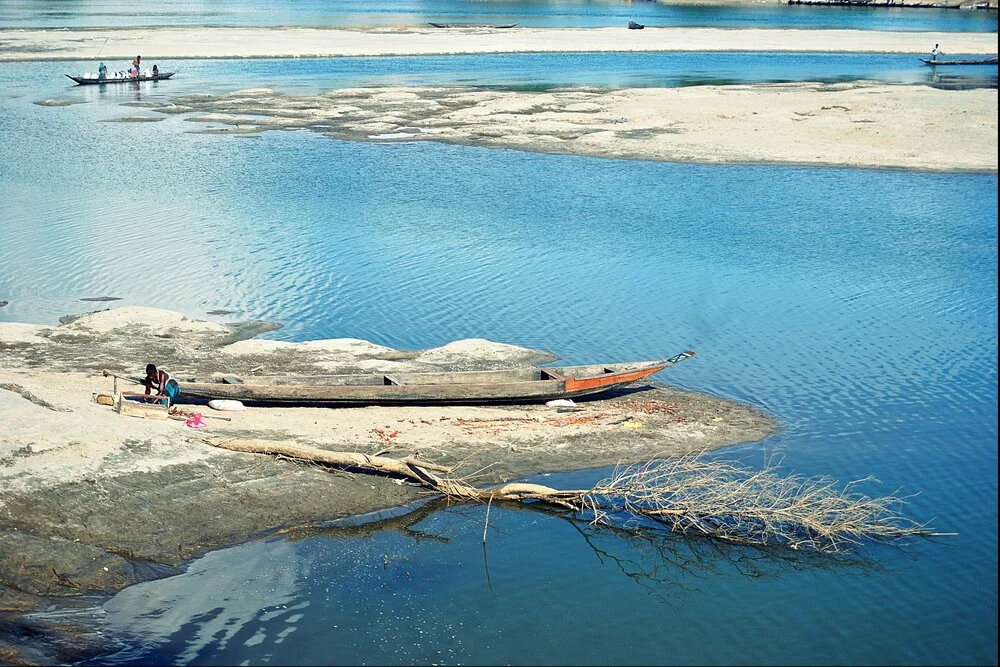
[2, 26, 998, 61]
[160, 82, 999, 171]
[0, 307, 775, 660]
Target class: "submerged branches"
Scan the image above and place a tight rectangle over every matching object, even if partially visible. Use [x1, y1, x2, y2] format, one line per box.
[588, 456, 932, 553]
[197, 437, 936, 554]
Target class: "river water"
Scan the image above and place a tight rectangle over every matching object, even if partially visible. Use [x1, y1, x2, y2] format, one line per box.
[0, 3, 997, 665]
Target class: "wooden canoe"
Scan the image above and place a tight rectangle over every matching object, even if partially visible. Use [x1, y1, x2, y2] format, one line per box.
[427, 22, 517, 28]
[172, 350, 695, 406]
[920, 57, 998, 66]
[65, 73, 175, 85]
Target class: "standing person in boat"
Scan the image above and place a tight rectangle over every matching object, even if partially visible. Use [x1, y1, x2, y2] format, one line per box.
[131, 55, 141, 78]
[152, 64, 158, 78]
[98, 61, 107, 80]
[144, 363, 179, 404]
[930, 44, 941, 62]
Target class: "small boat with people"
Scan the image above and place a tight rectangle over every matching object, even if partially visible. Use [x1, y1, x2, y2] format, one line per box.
[920, 56, 998, 66]
[67, 55, 173, 85]
[66, 71, 175, 85]
[159, 351, 696, 406]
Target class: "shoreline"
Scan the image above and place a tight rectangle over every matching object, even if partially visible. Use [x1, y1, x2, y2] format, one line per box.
[2, 26, 998, 61]
[0, 307, 777, 662]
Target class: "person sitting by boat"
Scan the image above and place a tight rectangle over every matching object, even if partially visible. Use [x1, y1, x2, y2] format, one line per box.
[144, 363, 179, 404]
[98, 62, 107, 80]
[152, 64, 159, 78]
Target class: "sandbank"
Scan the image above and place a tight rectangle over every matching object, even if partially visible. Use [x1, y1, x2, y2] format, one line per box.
[165, 82, 998, 172]
[0, 306, 775, 662]
[1, 26, 997, 61]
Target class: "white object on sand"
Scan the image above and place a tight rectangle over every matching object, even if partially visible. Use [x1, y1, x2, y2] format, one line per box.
[545, 399, 576, 408]
[208, 399, 246, 411]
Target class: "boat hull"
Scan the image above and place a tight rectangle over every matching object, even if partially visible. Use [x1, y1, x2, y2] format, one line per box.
[427, 22, 517, 28]
[66, 73, 175, 85]
[920, 58, 998, 66]
[175, 353, 694, 406]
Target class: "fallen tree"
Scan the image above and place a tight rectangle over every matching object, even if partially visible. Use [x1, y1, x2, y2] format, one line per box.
[196, 436, 941, 553]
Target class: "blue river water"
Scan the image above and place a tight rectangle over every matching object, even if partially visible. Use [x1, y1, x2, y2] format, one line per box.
[24, 52, 1000, 95]
[1, 18, 998, 667]
[0, 0, 996, 31]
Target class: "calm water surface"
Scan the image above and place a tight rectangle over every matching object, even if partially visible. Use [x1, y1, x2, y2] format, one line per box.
[40, 52, 1000, 94]
[1, 0, 996, 31]
[0, 52, 997, 667]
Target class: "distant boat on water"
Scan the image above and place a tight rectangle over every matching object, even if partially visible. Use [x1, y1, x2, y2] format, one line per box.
[920, 56, 998, 65]
[66, 72, 175, 85]
[427, 22, 517, 28]
[628, 20, 645, 29]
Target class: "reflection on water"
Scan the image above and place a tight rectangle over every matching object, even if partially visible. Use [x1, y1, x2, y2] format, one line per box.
[89, 501, 881, 666]
[94, 540, 308, 665]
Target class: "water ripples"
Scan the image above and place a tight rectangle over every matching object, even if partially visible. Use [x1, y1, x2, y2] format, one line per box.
[2, 59, 997, 666]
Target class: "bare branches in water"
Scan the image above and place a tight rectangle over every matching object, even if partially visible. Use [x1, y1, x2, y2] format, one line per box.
[585, 456, 934, 553]
[200, 437, 938, 554]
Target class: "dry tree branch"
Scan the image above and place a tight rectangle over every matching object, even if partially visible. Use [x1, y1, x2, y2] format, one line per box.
[195, 437, 939, 553]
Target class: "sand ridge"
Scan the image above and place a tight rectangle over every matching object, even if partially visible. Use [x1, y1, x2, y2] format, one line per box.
[2, 26, 997, 61]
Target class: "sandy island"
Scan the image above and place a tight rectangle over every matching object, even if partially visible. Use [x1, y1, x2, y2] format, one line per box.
[0, 306, 775, 662]
[163, 82, 997, 172]
[12, 26, 999, 172]
[2, 26, 998, 61]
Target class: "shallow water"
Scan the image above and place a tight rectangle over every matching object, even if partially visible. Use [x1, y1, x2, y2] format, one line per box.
[1, 0, 996, 31]
[1, 48, 997, 667]
[39, 52, 1000, 96]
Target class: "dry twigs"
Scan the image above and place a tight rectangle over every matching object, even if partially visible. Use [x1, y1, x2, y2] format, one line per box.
[589, 458, 937, 553]
[197, 437, 936, 553]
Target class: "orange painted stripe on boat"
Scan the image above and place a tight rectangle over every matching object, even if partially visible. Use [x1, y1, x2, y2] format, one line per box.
[564, 365, 665, 392]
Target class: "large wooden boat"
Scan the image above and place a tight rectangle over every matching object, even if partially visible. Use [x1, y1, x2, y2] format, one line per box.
[920, 57, 998, 66]
[65, 72, 175, 85]
[171, 351, 695, 406]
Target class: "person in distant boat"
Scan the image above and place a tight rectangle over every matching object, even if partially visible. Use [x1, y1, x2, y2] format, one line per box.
[98, 62, 107, 80]
[131, 55, 141, 78]
[152, 64, 159, 78]
[930, 44, 941, 61]
[144, 363, 179, 404]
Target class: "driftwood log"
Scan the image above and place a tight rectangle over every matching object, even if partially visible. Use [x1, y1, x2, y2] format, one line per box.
[197, 436, 940, 553]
